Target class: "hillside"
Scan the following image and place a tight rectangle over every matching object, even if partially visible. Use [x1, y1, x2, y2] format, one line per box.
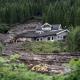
[0, 0, 80, 80]
[0, 0, 80, 27]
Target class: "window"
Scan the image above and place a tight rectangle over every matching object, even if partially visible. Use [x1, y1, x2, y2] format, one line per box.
[40, 38, 42, 41]
[52, 36, 54, 40]
[58, 36, 63, 40]
[58, 36, 61, 38]
[36, 38, 39, 41]
[63, 36, 66, 39]
[58, 36, 60, 38]
[47, 37, 50, 40]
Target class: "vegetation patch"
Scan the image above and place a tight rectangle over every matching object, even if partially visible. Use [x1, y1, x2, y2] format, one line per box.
[0, 0, 80, 27]
[0, 54, 80, 80]
[0, 55, 52, 80]
[0, 42, 4, 55]
[67, 27, 80, 52]
[0, 24, 9, 33]
[23, 41, 67, 54]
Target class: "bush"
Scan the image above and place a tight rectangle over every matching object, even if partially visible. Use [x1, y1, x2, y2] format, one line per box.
[67, 27, 80, 51]
[0, 24, 9, 33]
[23, 41, 66, 54]
[64, 59, 80, 80]
[0, 42, 4, 55]
[23, 41, 67, 53]
[0, 56, 80, 80]
[10, 54, 21, 62]
[0, 56, 52, 80]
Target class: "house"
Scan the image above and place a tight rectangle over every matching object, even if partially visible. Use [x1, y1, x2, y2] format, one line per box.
[16, 23, 69, 42]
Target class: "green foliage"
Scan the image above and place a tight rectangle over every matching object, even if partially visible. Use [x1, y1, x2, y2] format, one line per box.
[0, 56, 80, 80]
[0, 42, 4, 55]
[0, 24, 9, 33]
[67, 27, 80, 51]
[64, 59, 80, 80]
[0, 56, 52, 80]
[52, 59, 80, 80]
[69, 59, 80, 70]
[23, 41, 67, 54]
[0, 0, 80, 27]
[10, 54, 21, 62]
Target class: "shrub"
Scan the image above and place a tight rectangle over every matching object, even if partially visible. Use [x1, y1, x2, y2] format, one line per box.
[0, 24, 9, 33]
[10, 54, 21, 62]
[0, 42, 4, 55]
[0, 56, 80, 80]
[0, 56, 52, 80]
[67, 27, 80, 51]
[23, 41, 66, 54]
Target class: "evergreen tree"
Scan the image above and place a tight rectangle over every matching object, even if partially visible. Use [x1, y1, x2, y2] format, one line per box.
[0, 0, 80, 27]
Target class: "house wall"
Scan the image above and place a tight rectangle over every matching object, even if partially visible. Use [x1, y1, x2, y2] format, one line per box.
[35, 36, 57, 42]
[26, 38, 32, 42]
[16, 38, 32, 42]
[56, 31, 68, 41]
[35, 31, 68, 42]
[16, 31, 68, 42]
[42, 27, 51, 31]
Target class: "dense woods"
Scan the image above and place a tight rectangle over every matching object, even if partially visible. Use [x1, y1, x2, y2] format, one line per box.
[0, 0, 80, 27]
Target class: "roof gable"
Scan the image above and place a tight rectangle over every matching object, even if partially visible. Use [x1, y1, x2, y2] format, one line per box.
[35, 23, 62, 31]
[16, 23, 69, 38]
[17, 30, 67, 38]
[57, 29, 69, 35]
[51, 24, 62, 30]
[41, 23, 52, 28]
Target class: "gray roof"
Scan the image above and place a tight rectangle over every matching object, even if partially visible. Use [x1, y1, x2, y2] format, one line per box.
[16, 23, 67, 38]
[16, 30, 63, 38]
[52, 24, 61, 30]
[36, 24, 61, 31]
[36, 26, 42, 30]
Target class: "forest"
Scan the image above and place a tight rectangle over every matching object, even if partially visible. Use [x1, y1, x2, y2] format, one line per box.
[0, 0, 80, 27]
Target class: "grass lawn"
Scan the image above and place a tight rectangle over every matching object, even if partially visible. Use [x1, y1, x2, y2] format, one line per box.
[23, 41, 68, 54]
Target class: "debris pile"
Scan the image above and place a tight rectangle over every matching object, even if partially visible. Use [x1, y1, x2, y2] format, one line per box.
[31, 64, 48, 72]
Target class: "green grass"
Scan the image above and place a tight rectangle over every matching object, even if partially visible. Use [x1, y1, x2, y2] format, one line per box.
[0, 55, 80, 80]
[23, 41, 67, 54]
[0, 55, 52, 80]
[0, 42, 4, 55]
[0, 55, 49, 80]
